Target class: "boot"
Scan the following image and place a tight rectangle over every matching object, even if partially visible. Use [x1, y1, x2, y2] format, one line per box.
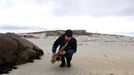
[67, 62, 71, 68]
[60, 62, 65, 67]
[60, 56, 65, 67]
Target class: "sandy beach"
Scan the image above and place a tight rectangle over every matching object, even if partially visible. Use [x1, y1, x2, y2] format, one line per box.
[5, 33, 134, 75]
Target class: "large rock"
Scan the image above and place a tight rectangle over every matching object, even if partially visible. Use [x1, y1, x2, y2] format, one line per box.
[0, 33, 44, 74]
[0, 34, 17, 65]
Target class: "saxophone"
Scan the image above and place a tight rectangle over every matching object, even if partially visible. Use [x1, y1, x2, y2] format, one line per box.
[51, 41, 68, 64]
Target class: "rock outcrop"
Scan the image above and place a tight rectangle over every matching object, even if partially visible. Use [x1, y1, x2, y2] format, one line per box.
[0, 33, 44, 74]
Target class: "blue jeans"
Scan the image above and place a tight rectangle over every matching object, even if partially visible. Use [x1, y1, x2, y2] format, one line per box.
[60, 50, 74, 63]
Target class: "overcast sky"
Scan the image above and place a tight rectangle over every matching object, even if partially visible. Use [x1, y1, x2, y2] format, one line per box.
[0, 0, 134, 34]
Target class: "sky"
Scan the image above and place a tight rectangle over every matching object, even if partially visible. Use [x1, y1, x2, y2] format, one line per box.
[0, 0, 134, 35]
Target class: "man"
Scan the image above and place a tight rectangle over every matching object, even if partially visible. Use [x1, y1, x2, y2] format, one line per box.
[52, 29, 77, 68]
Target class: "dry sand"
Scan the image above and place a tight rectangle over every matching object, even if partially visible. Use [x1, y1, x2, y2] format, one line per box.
[4, 34, 134, 75]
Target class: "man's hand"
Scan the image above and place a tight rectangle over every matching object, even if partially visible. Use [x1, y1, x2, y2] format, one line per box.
[59, 51, 66, 55]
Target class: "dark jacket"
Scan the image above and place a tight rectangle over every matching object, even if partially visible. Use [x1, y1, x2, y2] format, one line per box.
[52, 34, 77, 54]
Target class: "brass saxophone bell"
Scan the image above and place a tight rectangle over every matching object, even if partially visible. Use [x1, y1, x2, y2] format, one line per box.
[51, 56, 61, 64]
[55, 56, 61, 61]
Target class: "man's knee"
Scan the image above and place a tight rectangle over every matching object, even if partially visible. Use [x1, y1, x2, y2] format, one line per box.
[65, 53, 73, 60]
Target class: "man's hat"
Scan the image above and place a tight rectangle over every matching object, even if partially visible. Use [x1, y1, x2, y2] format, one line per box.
[65, 29, 73, 37]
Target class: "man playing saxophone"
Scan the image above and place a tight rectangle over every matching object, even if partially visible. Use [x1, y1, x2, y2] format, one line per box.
[52, 29, 77, 68]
